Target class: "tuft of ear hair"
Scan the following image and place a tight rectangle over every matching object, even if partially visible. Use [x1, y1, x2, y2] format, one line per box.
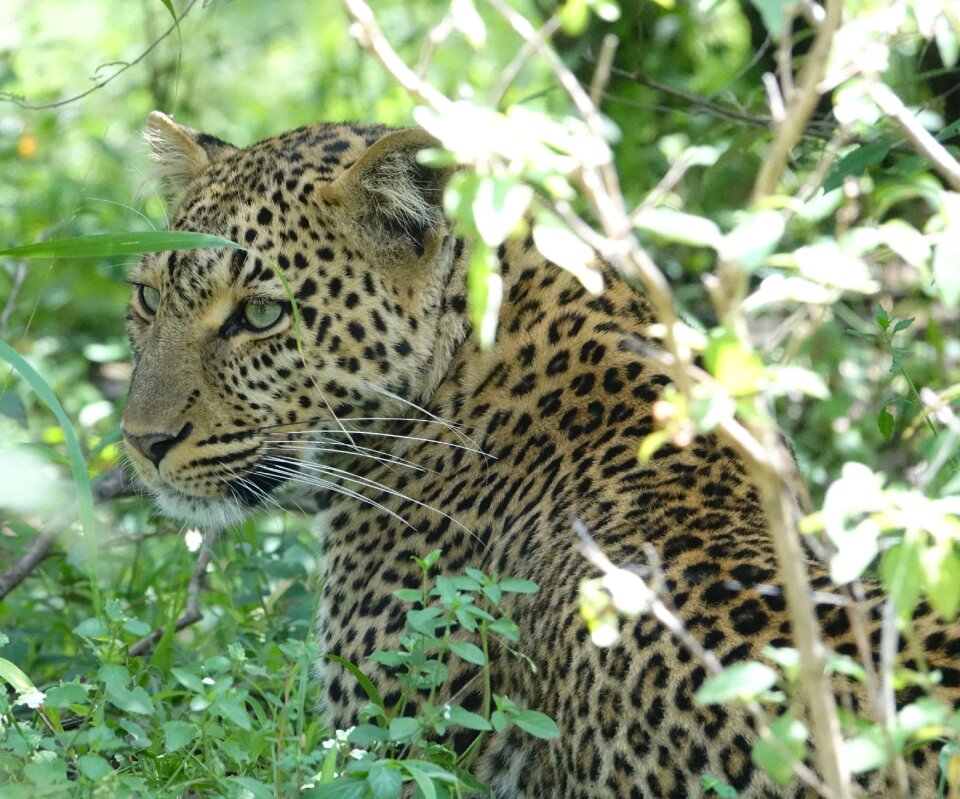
[331, 128, 453, 257]
[144, 111, 236, 203]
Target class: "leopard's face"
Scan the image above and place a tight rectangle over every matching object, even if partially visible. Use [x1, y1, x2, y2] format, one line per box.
[121, 114, 459, 526]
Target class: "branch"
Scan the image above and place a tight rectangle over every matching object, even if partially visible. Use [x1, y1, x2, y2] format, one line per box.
[0, 0, 199, 110]
[128, 527, 222, 657]
[868, 81, 960, 191]
[340, 0, 451, 110]
[752, 0, 844, 202]
[0, 529, 59, 601]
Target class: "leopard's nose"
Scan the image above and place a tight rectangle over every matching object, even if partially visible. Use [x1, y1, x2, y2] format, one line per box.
[124, 422, 193, 469]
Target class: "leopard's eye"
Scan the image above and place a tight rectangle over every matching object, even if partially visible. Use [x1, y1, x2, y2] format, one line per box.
[243, 301, 284, 330]
[138, 284, 161, 315]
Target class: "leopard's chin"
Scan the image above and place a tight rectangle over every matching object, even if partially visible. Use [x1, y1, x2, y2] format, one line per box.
[151, 485, 256, 528]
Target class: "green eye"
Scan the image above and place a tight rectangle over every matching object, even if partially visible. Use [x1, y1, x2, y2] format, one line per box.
[243, 301, 284, 330]
[138, 284, 161, 315]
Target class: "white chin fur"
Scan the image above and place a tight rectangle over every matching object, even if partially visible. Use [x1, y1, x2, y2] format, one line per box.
[152, 487, 251, 528]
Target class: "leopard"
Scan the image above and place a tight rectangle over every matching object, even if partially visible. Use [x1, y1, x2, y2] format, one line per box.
[121, 111, 960, 798]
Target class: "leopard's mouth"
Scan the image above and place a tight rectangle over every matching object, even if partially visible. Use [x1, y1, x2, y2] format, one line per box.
[146, 463, 291, 527]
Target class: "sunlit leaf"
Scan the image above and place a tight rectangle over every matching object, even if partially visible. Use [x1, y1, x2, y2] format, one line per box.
[0, 231, 242, 259]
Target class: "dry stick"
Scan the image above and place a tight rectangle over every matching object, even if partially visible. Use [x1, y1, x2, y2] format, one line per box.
[0, 529, 59, 601]
[340, 0, 450, 111]
[0, 0, 200, 110]
[868, 80, 960, 191]
[751, 0, 843, 203]
[128, 527, 222, 657]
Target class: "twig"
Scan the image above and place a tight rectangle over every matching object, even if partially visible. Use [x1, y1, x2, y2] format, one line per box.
[488, 14, 563, 107]
[0, 261, 27, 339]
[588, 35, 618, 110]
[0, 529, 59, 601]
[752, 0, 843, 202]
[128, 527, 222, 657]
[340, 0, 450, 110]
[868, 80, 960, 191]
[0, 0, 200, 110]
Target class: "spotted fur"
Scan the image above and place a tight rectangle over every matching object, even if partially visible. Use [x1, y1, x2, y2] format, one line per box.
[122, 112, 960, 797]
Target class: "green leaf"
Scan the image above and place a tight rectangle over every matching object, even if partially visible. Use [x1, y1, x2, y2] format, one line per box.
[325, 654, 385, 709]
[388, 716, 421, 741]
[498, 578, 539, 594]
[721, 211, 784, 271]
[933, 235, 960, 308]
[748, 0, 791, 39]
[921, 545, 960, 621]
[73, 618, 110, 639]
[877, 407, 894, 440]
[348, 724, 388, 745]
[508, 709, 560, 739]
[77, 753, 112, 780]
[106, 685, 155, 716]
[0, 231, 242, 259]
[633, 207, 721, 248]
[449, 641, 486, 665]
[446, 704, 493, 731]
[467, 244, 502, 351]
[695, 661, 778, 704]
[303, 779, 368, 799]
[751, 714, 806, 786]
[823, 143, 890, 193]
[472, 176, 533, 247]
[0, 657, 37, 701]
[367, 762, 404, 799]
[0, 392, 27, 428]
[879, 540, 924, 616]
[162, 720, 199, 753]
[702, 774, 740, 798]
[170, 666, 206, 693]
[489, 617, 520, 641]
[44, 681, 90, 708]
[393, 588, 423, 603]
[843, 724, 889, 773]
[98, 664, 131, 693]
[214, 694, 252, 729]
[532, 212, 603, 295]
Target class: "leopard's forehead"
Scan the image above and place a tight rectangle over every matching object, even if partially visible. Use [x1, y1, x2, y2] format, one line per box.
[132, 122, 395, 308]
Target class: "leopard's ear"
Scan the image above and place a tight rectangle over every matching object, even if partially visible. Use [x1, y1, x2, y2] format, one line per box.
[329, 128, 453, 257]
[144, 111, 236, 202]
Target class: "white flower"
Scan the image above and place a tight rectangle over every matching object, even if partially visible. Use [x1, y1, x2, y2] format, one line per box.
[15, 689, 46, 709]
[202, 677, 215, 686]
[348, 748, 366, 760]
[321, 739, 336, 750]
[184, 528, 203, 552]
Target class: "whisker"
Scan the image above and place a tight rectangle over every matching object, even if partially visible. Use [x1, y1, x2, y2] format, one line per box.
[263, 441, 433, 474]
[255, 464, 416, 529]
[362, 382, 482, 451]
[265, 455, 486, 549]
[263, 427, 487, 455]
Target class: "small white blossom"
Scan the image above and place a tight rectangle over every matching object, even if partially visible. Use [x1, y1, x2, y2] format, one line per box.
[321, 739, 336, 749]
[15, 689, 46, 709]
[348, 748, 366, 760]
[202, 677, 215, 686]
[184, 528, 203, 552]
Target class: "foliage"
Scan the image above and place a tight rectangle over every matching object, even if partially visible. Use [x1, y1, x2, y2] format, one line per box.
[1, 0, 960, 797]
[307, 551, 554, 798]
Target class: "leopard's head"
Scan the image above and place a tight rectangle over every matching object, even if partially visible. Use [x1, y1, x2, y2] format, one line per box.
[121, 112, 461, 526]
